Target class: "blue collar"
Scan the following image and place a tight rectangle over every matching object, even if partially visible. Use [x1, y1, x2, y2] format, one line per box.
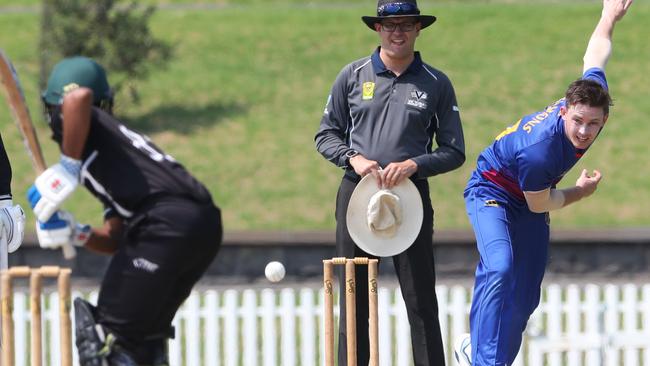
[371, 47, 423, 75]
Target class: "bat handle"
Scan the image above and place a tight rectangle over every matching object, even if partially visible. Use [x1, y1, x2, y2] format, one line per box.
[0, 235, 8, 271]
[62, 243, 76, 260]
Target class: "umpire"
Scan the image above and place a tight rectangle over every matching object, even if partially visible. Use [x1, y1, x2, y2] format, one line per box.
[315, 1, 465, 365]
[28, 57, 222, 365]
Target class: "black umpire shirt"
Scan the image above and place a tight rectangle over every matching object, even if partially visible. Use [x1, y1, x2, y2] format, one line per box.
[315, 48, 465, 178]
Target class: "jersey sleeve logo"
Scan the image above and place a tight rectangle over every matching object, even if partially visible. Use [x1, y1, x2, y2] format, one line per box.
[522, 99, 563, 133]
[495, 119, 522, 141]
[362, 82, 375, 100]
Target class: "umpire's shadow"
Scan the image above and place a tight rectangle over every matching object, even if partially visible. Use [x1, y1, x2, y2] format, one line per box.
[128, 101, 246, 135]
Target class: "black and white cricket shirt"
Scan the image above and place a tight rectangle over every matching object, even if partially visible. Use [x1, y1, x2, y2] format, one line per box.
[49, 106, 213, 219]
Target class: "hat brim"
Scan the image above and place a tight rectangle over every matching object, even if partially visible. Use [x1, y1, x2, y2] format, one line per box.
[346, 174, 423, 257]
[362, 15, 436, 30]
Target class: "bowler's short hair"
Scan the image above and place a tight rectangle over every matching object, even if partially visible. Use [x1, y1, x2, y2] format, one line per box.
[565, 79, 612, 115]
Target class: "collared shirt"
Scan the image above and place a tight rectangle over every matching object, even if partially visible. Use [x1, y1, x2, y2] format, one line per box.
[315, 47, 465, 178]
[48, 106, 213, 219]
[468, 68, 608, 200]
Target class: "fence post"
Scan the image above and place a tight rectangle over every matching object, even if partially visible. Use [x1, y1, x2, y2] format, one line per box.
[13, 292, 27, 366]
[205, 289, 220, 366]
[262, 289, 277, 366]
[547, 284, 562, 365]
[584, 284, 602, 365]
[378, 287, 392, 366]
[242, 289, 258, 366]
[281, 288, 296, 366]
[623, 284, 638, 366]
[186, 292, 201, 366]
[604, 284, 620, 366]
[436, 284, 449, 365]
[169, 310, 182, 365]
[223, 289, 239, 366]
[450, 285, 468, 343]
[48, 291, 60, 366]
[566, 284, 581, 364]
[300, 288, 316, 366]
[394, 288, 411, 365]
[643, 284, 650, 365]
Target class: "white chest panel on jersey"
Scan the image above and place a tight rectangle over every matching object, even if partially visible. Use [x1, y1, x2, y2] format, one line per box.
[80, 151, 134, 218]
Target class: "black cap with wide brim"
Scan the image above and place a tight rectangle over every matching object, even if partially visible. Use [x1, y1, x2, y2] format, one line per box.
[362, 14, 437, 30]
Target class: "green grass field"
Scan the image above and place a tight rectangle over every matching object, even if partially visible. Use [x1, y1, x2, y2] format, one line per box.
[1, 1, 648, 231]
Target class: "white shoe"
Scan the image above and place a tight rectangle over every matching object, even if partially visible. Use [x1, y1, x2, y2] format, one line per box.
[454, 333, 472, 366]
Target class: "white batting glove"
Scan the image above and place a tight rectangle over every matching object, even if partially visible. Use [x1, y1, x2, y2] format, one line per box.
[0, 199, 26, 253]
[36, 210, 90, 250]
[32, 156, 81, 222]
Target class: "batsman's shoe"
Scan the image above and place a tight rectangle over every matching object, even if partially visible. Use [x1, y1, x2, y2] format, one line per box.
[74, 297, 115, 366]
[75, 297, 139, 366]
[107, 350, 139, 366]
[454, 333, 472, 366]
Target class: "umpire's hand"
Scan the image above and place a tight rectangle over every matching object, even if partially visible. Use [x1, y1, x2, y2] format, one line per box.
[381, 160, 418, 189]
[350, 155, 383, 187]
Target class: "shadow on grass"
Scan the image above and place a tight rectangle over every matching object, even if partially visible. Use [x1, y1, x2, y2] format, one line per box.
[126, 101, 246, 135]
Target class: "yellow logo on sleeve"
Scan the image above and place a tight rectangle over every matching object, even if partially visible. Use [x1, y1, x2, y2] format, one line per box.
[362, 82, 375, 100]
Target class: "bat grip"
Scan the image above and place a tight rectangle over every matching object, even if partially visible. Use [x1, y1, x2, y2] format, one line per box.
[62, 243, 76, 260]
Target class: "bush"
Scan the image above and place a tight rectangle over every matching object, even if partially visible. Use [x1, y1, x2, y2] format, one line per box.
[39, 0, 172, 103]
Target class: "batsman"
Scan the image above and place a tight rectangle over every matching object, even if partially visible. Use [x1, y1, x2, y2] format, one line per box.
[27, 56, 222, 365]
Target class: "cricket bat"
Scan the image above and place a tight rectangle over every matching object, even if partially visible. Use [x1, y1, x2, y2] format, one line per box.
[0, 49, 76, 259]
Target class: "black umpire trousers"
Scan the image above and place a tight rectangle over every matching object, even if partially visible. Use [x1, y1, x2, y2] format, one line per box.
[96, 196, 222, 363]
[336, 174, 445, 366]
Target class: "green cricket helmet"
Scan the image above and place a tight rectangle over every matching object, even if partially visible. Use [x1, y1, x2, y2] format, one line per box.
[42, 56, 112, 107]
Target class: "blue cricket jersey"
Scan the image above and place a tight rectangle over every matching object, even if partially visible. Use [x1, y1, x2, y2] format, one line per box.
[468, 68, 608, 201]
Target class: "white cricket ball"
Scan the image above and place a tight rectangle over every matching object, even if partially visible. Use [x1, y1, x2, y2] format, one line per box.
[265, 261, 286, 283]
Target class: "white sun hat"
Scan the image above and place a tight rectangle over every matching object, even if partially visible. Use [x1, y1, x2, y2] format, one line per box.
[346, 174, 423, 257]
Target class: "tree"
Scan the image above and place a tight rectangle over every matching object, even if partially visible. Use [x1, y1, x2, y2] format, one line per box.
[39, 0, 173, 103]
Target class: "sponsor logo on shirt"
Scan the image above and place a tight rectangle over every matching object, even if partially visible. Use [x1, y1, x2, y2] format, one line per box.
[132, 257, 160, 273]
[406, 89, 428, 109]
[362, 82, 375, 100]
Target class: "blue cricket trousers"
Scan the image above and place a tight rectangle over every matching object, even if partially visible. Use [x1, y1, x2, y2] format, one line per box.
[464, 183, 549, 366]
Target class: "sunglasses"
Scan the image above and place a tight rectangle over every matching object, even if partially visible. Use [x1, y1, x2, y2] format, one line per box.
[378, 2, 420, 17]
[380, 22, 417, 32]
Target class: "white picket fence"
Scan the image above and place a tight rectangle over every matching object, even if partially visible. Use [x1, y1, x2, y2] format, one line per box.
[6, 282, 650, 365]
